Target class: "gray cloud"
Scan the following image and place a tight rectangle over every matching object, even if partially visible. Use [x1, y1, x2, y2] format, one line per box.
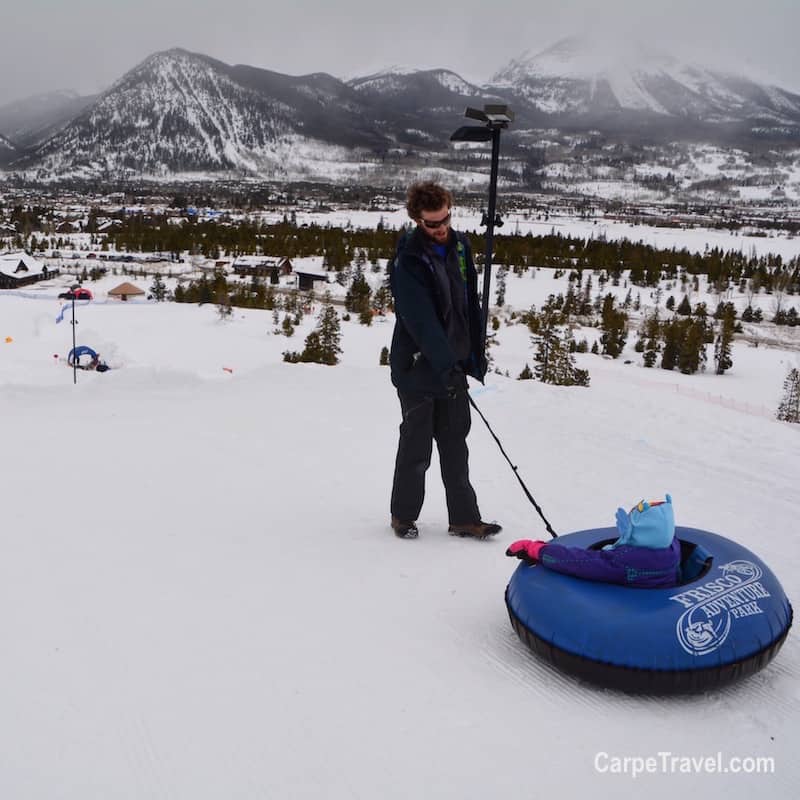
[1, 0, 797, 106]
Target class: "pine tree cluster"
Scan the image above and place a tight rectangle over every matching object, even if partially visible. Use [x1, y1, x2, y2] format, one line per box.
[283, 297, 342, 366]
[174, 270, 280, 310]
[525, 309, 590, 387]
[633, 300, 741, 375]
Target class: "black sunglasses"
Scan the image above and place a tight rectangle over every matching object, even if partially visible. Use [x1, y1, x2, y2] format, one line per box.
[420, 212, 451, 230]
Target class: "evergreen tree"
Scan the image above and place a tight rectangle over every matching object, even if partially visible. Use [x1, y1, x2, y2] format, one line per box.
[642, 310, 660, 368]
[776, 367, 800, 423]
[629, 263, 645, 285]
[214, 270, 232, 319]
[354, 248, 367, 271]
[149, 273, 168, 302]
[579, 275, 592, 315]
[316, 301, 342, 365]
[533, 321, 589, 386]
[622, 288, 632, 309]
[372, 285, 390, 315]
[345, 265, 371, 314]
[518, 363, 534, 380]
[599, 294, 628, 358]
[533, 319, 558, 383]
[677, 320, 707, 375]
[495, 266, 507, 306]
[283, 293, 342, 366]
[714, 315, 735, 375]
[660, 319, 684, 371]
[714, 301, 736, 321]
[676, 294, 692, 315]
[379, 346, 389, 366]
[300, 331, 323, 362]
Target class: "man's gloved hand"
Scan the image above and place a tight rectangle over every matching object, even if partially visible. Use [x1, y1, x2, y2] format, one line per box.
[445, 365, 465, 399]
[506, 540, 546, 566]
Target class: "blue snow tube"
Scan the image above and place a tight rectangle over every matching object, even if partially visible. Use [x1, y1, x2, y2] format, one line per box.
[505, 527, 793, 693]
[67, 345, 98, 366]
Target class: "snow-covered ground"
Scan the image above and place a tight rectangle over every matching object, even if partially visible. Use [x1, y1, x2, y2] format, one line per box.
[1, 257, 798, 798]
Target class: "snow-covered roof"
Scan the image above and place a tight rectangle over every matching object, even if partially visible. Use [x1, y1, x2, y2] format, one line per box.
[232, 255, 288, 268]
[0, 251, 48, 278]
[55, 219, 82, 230]
[108, 281, 145, 296]
[290, 255, 327, 277]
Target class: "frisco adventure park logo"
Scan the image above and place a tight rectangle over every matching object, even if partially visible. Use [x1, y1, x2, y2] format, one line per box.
[669, 561, 772, 656]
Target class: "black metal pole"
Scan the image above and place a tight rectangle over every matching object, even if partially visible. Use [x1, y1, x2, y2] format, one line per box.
[481, 127, 502, 349]
[71, 294, 77, 385]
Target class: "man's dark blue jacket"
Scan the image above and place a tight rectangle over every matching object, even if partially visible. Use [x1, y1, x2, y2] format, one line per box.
[389, 226, 487, 396]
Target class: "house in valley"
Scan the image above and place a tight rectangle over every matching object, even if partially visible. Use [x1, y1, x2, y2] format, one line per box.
[0, 251, 57, 289]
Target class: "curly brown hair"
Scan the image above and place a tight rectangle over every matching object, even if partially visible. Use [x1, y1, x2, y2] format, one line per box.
[406, 181, 453, 220]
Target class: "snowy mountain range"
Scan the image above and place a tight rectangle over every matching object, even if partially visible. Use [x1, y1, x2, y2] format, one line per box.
[11, 49, 493, 182]
[3, 39, 799, 185]
[491, 37, 800, 124]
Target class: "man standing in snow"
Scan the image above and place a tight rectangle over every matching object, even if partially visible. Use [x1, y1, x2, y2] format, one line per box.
[388, 181, 501, 540]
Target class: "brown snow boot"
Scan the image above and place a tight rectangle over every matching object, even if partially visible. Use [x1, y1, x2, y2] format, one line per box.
[391, 516, 419, 539]
[448, 521, 503, 539]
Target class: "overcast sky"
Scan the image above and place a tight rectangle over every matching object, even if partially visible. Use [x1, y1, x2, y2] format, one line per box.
[1, 0, 797, 105]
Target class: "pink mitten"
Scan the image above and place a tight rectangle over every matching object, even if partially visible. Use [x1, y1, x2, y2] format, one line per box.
[506, 540, 546, 565]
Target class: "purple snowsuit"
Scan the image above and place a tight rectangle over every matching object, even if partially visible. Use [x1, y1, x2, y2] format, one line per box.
[538, 537, 681, 588]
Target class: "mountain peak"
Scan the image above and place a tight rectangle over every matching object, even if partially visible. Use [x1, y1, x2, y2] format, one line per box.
[123, 47, 221, 79]
[348, 66, 482, 99]
[493, 35, 676, 84]
[146, 46, 202, 61]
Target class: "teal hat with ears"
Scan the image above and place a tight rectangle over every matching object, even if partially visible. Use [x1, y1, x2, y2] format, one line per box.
[604, 494, 675, 550]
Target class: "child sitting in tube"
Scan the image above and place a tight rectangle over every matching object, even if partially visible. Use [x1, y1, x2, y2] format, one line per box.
[506, 494, 680, 588]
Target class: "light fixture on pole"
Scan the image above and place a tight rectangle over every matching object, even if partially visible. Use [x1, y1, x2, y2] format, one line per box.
[450, 104, 514, 351]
